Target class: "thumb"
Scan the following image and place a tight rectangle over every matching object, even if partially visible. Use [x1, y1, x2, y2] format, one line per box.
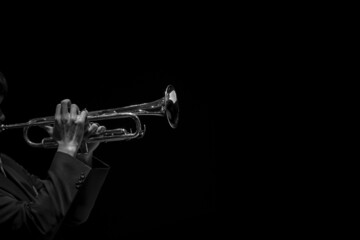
[87, 141, 101, 153]
[40, 125, 54, 136]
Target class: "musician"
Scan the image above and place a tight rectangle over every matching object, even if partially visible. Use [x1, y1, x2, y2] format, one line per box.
[0, 72, 110, 240]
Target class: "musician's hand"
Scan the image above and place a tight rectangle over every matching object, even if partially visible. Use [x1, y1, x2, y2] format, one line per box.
[52, 99, 87, 157]
[77, 123, 106, 164]
[83, 123, 106, 152]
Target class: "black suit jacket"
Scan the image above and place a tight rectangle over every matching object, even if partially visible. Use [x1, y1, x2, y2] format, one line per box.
[0, 151, 110, 240]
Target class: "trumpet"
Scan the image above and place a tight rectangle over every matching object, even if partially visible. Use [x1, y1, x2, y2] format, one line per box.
[0, 85, 179, 148]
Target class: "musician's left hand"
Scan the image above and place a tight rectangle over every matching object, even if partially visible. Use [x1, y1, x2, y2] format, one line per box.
[77, 123, 106, 165]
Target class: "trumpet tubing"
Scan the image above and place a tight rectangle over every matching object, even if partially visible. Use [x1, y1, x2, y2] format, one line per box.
[0, 85, 179, 148]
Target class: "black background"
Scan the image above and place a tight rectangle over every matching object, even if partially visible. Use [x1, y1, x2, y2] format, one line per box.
[0, 26, 215, 238]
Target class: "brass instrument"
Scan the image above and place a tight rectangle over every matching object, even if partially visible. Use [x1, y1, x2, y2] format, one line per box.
[0, 85, 179, 148]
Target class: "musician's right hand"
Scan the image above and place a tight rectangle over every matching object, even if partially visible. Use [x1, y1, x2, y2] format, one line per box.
[52, 99, 88, 157]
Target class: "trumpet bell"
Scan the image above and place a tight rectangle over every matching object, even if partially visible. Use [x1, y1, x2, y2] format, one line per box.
[165, 85, 179, 129]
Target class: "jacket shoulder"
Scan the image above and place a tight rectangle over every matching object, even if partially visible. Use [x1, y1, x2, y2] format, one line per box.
[0, 153, 29, 176]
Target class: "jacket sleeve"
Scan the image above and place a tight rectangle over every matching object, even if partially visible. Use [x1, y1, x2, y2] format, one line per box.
[63, 155, 110, 226]
[0, 152, 100, 239]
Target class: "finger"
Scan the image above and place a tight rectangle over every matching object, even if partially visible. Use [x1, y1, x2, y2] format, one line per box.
[89, 122, 99, 132]
[39, 125, 54, 135]
[55, 104, 61, 125]
[61, 99, 71, 123]
[45, 125, 54, 135]
[96, 126, 106, 134]
[76, 109, 88, 125]
[74, 110, 87, 143]
[86, 123, 99, 137]
[70, 104, 79, 123]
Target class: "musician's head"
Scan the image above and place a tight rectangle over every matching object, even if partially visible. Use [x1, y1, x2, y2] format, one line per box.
[0, 72, 8, 123]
